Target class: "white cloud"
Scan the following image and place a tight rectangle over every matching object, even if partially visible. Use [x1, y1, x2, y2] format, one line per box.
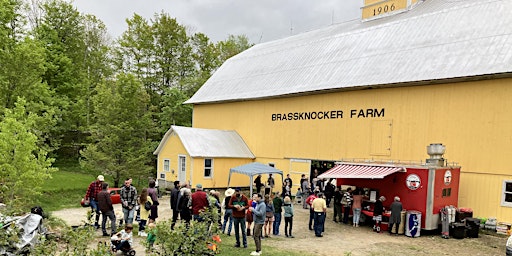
[72, 0, 362, 43]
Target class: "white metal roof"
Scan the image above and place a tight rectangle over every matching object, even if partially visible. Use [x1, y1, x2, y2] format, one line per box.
[186, 0, 512, 104]
[153, 125, 255, 158]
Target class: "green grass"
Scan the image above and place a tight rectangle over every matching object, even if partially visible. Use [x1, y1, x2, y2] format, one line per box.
[215, 234, 313, 256]
[35, 163, 97, 211]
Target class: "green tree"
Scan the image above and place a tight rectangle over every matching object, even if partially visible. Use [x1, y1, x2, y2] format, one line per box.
[114, 14, 155, 93]
[0, 98, 56, 210]
[159, 87, 192, 133]
[0, 0, 58, 153]
[35, 0, 112, 160]
[80, 74, 156, 187]
[217, 34, 253, 63]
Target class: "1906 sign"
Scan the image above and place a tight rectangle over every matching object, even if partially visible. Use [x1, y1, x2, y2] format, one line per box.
[362, 0, 416, 20]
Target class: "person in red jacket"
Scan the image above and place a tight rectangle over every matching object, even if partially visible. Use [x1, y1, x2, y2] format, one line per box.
[228, 187, 249, 248]
[305, 190, 319, 230]
[85, 175, 104, 229]
[191, 184, 209, 222]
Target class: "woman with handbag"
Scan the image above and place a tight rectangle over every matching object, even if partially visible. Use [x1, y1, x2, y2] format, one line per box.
[137, 188, 152, 236]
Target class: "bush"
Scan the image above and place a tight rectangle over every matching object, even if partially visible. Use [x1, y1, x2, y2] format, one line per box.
[147, 207, 221, 255]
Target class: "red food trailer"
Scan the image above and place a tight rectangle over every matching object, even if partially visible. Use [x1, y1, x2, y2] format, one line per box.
[318, 144, 460, 231]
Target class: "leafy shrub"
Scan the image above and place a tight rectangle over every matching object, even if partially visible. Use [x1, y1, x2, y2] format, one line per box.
[147, 207, 221, 255]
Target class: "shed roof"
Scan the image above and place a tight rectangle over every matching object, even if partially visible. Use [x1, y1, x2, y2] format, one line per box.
[153, 125, 255, 158]
[186, 0, 512, 104]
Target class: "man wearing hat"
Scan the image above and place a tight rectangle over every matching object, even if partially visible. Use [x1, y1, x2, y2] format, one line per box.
[85, 175, 104, 228]
[228, 187, 249, 248]
[222, 188, 235, 235]
[191, 184, 209, 222]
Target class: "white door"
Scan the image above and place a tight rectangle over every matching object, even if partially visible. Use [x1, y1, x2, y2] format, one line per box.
[178, 155, 186, 183]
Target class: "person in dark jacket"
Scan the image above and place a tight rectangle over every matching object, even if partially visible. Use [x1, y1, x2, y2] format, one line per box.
[272, 192, 283, 236]
[324, 179, 335, 207]
[333, 186, 343, 222]
[170, 181, 180, 229]
[373, 196, 386, 233]
[178, 188, 192, 228]
[97, 182, 116, 236]
[254, 175, 263, 194]
[388, 196, 403, 234]
[147, 180, 159, 222]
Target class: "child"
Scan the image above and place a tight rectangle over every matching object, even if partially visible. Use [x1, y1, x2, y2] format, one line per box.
[111, 224, 134, 252]
[146, 222, 157, 250]
[283, 196, 294, 238]
[295, 188, 302, 204]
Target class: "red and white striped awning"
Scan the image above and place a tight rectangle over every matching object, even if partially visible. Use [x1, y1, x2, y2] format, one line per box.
[318, 163, 406, 179]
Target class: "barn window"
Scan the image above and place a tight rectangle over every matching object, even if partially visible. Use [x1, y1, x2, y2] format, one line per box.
[204, 158, 213, 178]
[501, 180, 512, 207]
[163, 159, 170, 172]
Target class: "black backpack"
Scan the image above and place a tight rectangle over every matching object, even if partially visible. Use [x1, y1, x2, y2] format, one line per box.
[31, 206, 44, 217]
[144, 201, 152, 211]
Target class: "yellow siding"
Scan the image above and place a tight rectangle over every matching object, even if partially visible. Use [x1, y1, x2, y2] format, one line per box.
[460, 172, 512, 221]
[156, 133, 189, 182]
[190, 158, 253, 189]
[191, 78, 512, 221]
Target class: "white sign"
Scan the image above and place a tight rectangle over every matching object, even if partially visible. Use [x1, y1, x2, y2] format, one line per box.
[406, 174, 421, 190]
[444, 170, 452, 185]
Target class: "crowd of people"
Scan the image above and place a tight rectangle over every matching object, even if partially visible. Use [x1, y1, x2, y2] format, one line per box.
[85, 172, 404, 255]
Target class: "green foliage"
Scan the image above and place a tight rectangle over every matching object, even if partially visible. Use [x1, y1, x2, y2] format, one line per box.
[147, 207, 221, 256]
[30, 214, 112, 256]
[34, 0, 111, 160]
[0, 216, 22, 255]
[0, 99, 56, 211]
[81, 73, 156, 187]
[217, 34, 253, 62]
[159, 87, 193, 132]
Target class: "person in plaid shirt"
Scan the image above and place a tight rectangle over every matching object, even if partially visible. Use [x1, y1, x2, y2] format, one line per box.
[85, 175, 104, 228]
[121, 178, 138, 224]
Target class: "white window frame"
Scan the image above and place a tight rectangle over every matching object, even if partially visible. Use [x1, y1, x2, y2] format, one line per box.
[501, 180, 512, 207]
[163, 159, 170, 172]
[204, 158, 213, 178]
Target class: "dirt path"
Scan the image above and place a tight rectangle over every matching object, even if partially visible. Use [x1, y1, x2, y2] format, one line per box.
[52, 196, 507, 256]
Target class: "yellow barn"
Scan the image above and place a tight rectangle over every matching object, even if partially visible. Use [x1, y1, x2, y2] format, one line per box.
[156, 0, 512, 223]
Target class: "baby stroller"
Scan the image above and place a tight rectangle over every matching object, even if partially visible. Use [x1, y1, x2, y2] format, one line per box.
[110, 235, 136, 256]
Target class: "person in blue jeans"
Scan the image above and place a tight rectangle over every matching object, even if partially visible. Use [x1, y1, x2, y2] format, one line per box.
[312, 192, 327, 237]
[222, 188, 235, 235]
[272, 192, 283, 235]
[228, 187, 249, 248]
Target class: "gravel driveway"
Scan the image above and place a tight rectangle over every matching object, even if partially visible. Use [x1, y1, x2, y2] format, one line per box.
[52, 195, 507, 256]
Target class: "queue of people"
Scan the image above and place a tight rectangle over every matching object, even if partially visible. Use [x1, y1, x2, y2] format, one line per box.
[86, 172, 403, 255]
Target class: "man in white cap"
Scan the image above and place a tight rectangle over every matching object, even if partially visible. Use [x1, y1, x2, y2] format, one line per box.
[85, 175, 104, 228]
[222, 188, 235, 235]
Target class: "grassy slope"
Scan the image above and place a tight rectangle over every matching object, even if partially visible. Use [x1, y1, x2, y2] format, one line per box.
[35, 163, 96, 212]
